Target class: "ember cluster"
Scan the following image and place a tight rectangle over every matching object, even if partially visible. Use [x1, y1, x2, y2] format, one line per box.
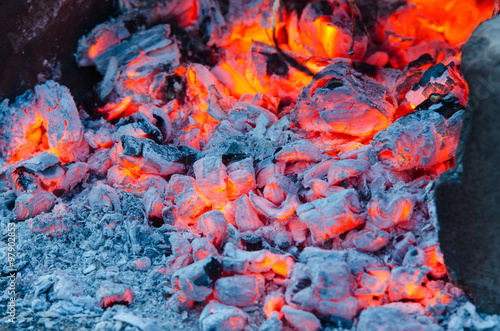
[0, 0, 496, 330]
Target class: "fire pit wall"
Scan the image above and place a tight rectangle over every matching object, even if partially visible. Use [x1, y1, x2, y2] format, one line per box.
[0, 0, 499, 330]
[436, 13, 500, 315]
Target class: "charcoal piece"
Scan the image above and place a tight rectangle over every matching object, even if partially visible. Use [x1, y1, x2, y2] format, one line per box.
[227, 102, 278, 133]
[96, 284, 134, 308]
[199, 301, 249, 331]
[292, 62, 396, 138]
[34, 80, 88, 163]
[172, 257, 220, 302]
[406, 62, 467, 108]
[199, 210, 228, 248]
[118, 135, 186, 176]
[0, 90, 41, 161]
[435, 15, 500, 314]
[249, 191, 298, 220]
[192, 238, 218, 261]
[357, 303, 441, 331]
[226, 157, 255, 201]
[234, 194, 263, 232]
[222, 243, 294, 276]
[14, 190, 57, 221]
[167, 175, 207, 218]
[152, 108, 172, 144]
[354, 267, 391, 296]
[367, 192, 415, 229]
[193, 155, 228, 206]
[214, 274, 265, 307]
[263, 174, 297, 206]
[90, 24, 174, 73]
[352, 229, 391, 252]
[414, 93, 464, 119]
[370, 109, 463, 171]
[275, 140, 322, 163]
[76, 20, 131, 66]
[137, 111, 163, 144]
[281, 305, 321, 331]
[327, 159, 369, 185]
[388, 267, 428, 301]
[240, 232, 263, 252]
[296, 189, 365, 244]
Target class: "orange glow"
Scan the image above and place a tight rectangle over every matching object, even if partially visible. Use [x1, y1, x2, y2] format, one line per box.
[8, 116, 48, 163]
[100, 288, 135, 308]
[264, 294, 285, 319]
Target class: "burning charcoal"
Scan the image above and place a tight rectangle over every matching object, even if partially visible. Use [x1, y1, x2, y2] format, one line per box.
[352, 228, 391, 253]
[96, 284, 135, 308]
[275, 140, 322, 163]
[136, 111, 164, 144]
[255, 157, 286, 189]
[169, 233, 192, 257]
[264, 293, 286, 319]
[185, 64, 232, 115]
[285, 255, 357, 321]
[357, 303, 442, 331]
[227, 102, 278, 134]
[287, 216, 308, 244]
[240, 232, 263, 251]
[14, 190, 57, 221]
[327, 159, 369, 186]
[226, 157, 256, 201]
[167, 175, 208, 219]
[194, 155, 229, 207]
[367, 192, 414, 229]
[192, 238, 218, 261]
[354, 267, 391, 297]
[249, 191, 298, 220]
[302, 159, 336, 189]
[214, 274, 265, 307]
[388, 267, 429, 301]
[296, 189, 365, 244]
[118, 136, 186, 177]
[159, 254, 193, 275]
[198, 210, 228, 248]
[199, 301, 249, 331]
[292, 62, 396, 137]
[290, 0, 367, 60]
[152, 108, 172, 144]
[406, 62, 467, 108]
[234, 194, 263, 232]
[423, 245, 447, 279]
[0, 90, 42, 162]
[370, 109, 463, 170]
[88, 182, 122, 213]
[172, 257, 222, 302]
[387, 232, 417, 268]
[89, 24, 177, 74]
[222, 243, 294, 276]
[315, 296, 359, 322]
[87, 149, 113, 177]
[281, 305, 321, 331]
[8, 152, 59, 194]
[34, 81, 88, 163]
[76, 20, 130, 66]
[144, 187, 164, 225]
[263, 174, 297, 206]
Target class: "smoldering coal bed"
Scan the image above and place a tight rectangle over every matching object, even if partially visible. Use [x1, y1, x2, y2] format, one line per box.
[1, 0, 500, 330]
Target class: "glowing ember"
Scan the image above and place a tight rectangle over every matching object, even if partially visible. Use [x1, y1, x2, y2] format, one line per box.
[1, 0, 496, 329]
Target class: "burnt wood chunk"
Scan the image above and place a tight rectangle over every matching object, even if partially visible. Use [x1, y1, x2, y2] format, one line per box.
[435, 15, 500, 314]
